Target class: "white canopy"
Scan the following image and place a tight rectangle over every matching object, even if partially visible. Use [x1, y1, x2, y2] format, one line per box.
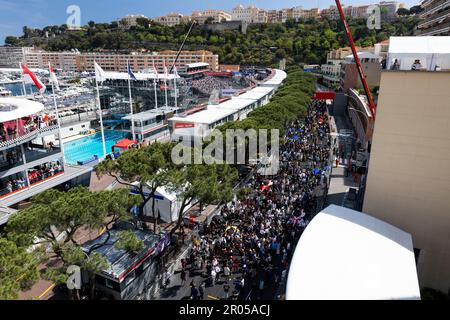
[286, 205, 421, 300]
[0, 98, 44, 122]
[386, 36, 450, 70]
[103, 71, 180, 81]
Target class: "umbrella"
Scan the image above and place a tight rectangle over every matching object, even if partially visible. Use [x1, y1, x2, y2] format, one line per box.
[312, 168, 321, 175]
[292, 135, 300, 141]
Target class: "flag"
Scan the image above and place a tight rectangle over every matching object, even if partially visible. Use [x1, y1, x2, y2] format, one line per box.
[21, 63, 45, 94]
[94, 61, 107, 83]
[127, 60, 137, 80]
[49, 62, 60, 91]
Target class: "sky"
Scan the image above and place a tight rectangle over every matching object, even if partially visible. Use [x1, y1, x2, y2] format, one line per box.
[0, 0, 421, 44]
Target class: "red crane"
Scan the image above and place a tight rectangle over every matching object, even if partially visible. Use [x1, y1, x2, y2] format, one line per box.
[335, 0, 377, 119]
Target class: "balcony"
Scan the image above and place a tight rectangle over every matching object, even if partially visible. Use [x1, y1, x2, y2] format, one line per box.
[420, 0, 450, 18]
[0, 124, 59, 152]
[0, 164, 92, 209]
[416, 19, 450, 35]
[417, 7, 450, 29]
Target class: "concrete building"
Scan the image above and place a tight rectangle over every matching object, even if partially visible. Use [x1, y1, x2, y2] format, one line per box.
[191, 10, 232, 24]
[303, 8, 321, 19]
[340, 52, 382, 91]
[22, 49, 219, 72]
[363, 36, 450, 293]
[363, 70, 450, 293]
[416, 0, 450, 36]
[231, 5, 267, 23]
[379, 1, 403, 21]
[321, 60, 342, 88]
[0, 46, 34, 68]
[154, 13, 190, 26]
[118, 15, 149, 28]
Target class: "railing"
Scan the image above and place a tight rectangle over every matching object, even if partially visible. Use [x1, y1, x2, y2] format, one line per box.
[417, 8, 450, 28]
[416, 19, 450, 35]
[0, 125, 59, 151]
[420, 0, 449, 18]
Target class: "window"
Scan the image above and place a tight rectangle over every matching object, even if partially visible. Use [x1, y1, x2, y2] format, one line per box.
[105, 278, 120, 292]
[81, 125, 85, 128]
[123, 270, 136, 287]
[69, 128, 74, 131]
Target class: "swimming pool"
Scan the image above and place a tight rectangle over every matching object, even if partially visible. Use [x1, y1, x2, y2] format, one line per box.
[63, 130, 129, 164]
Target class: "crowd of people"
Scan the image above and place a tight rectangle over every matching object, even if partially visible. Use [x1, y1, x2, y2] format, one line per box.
[170, 100, 332, 300]
[0, 115, 58, 143]
[185, 76, 248, 96]
[28, 161, 64, 185]
[0, 160, 64, 197]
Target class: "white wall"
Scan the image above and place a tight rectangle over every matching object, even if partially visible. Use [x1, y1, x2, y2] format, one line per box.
[60, 121, 91, 138]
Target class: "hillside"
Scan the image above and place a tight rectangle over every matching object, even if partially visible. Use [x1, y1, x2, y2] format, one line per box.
[5, 17, 419, 67]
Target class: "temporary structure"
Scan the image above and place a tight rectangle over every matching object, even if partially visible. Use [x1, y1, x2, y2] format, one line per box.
[386, 36, 450, 71]
[286, 204, 421, 300]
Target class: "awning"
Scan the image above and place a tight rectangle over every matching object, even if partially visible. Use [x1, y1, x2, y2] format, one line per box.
[112, 138, 137, 150]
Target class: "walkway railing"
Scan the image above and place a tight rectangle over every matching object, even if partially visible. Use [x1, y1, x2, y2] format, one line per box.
[0, 125, 59, 151]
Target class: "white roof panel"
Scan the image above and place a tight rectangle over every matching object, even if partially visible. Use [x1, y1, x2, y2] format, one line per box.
[388, 36, 450, 54]
[0, 98, 44, 122]
[170, 108, 237, 125]
[104, 71, 180, 80]
[286, 205, 420, 300]
[186, 62, 210, 68]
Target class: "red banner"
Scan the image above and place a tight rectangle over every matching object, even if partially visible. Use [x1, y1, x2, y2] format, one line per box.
[175, 122, 195, 129]
[313, 91, 335, 100]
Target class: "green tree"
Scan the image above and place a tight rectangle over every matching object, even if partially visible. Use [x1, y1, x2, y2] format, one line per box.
[115, 229, 144, 253]
[95, 142, 177, 232]
[0, 238, 40, 300]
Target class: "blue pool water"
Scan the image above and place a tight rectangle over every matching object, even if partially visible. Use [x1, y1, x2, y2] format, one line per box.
[63, 130, 129, 164]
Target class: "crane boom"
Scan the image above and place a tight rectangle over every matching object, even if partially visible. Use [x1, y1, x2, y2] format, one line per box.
[335, 0, 377, 119]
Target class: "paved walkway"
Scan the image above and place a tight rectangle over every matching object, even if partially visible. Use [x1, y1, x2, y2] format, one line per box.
[325, 114, 360, 209]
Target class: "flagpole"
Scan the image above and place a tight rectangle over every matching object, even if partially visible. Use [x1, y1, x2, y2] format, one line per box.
[127, 60, 136, 142]
[153, 78, 158, 110]
[153, 61, 158, 110]
[50, 70, 65, 162]
[174, 69, 178, 109]
[20, 64, 26, 97]
[94, 63, 107, 159]
[164, 77, 168, 108]
[164, 60, 168, 107]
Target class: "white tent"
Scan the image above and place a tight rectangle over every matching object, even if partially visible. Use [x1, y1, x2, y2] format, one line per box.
[286, 205, 421, 300]
[143, 186, 193, 223]
[386, 36, 450, 71]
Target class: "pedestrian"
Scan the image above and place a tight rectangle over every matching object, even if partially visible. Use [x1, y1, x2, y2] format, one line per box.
[223, 282, 230, 300]
[258, 279, 265, 299]
[198, 281, 205, 300]
[191, 283, 199, 300]
[211, 268, 217, 286]
[181, 269, 187, 285]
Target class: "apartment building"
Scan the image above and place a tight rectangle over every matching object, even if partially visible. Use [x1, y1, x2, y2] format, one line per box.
[191, 10, 231, 24]
[22, 49, 219, 73]
[340, 51, 382, 91]
[416, 0, 450, 36]
[379, 1, 404, 21]
[119, 15, 149, 28]
[363, 36, 450, 293]
[154, 13, 190, 26]
[0, 46, 34, 68]
[231, 5, 267, 23]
